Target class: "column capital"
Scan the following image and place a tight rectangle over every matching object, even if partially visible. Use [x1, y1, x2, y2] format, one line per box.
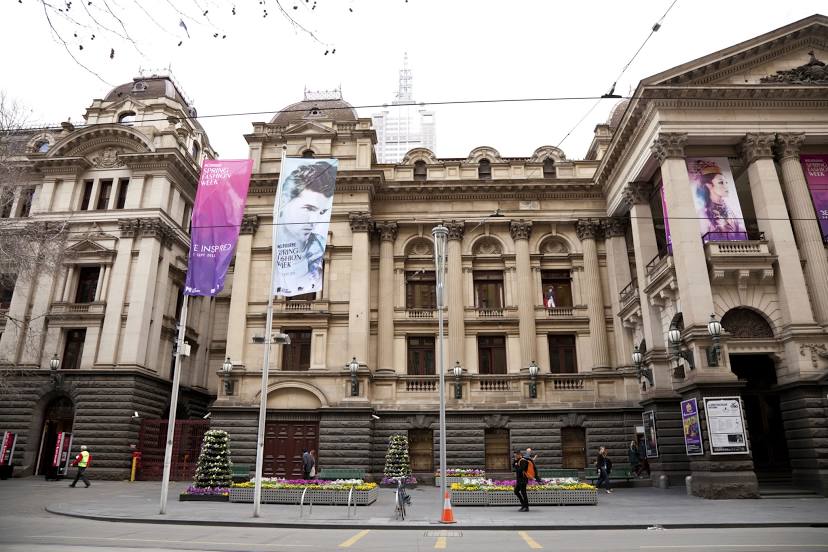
[348, 212, 373, 233]
[741, 132, 775, 166]
[509, 220, 532, 241]
[376, 221, 398, 242]
[603, 217, 627, 238]
[239, 214, 260, 235]
[576, 219, 603, 241]
[775, 133, 806, 161]
[651, 133, 687, 164]
[118, 218, 142, 238]
[445, 220, 465, 241]
[621, 182, 653, 207]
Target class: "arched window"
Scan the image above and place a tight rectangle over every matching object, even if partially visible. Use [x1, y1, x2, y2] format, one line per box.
[35, 141, 50, 153]
[413, 160, 427, 181]
[118, 111, 136, 125]
[191, 141, 200, 161]
[302, 150, 315, 159]
[478, 159, 492, 180]
[543, 158, 556, 178]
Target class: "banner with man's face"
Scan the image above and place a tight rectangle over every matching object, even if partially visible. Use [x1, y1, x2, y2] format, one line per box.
[273, 158, 338, 297]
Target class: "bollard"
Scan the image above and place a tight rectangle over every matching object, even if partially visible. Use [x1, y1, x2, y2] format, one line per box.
[685, 475, 693, 495]
[658, 474, 669, 489]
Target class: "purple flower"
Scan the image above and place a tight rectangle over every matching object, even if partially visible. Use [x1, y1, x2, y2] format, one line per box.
[184, 485, 229, 495]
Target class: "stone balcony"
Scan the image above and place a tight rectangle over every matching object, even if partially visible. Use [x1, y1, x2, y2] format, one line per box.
[273, 299, 330, 315]
[703, 233, 776, 291]
[643, 253, 678, 309]
[618, 278, 642, 329]
[49, 301, 106, 320]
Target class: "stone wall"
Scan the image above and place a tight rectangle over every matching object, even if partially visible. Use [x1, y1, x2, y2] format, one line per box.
[781, 382, 828, 495]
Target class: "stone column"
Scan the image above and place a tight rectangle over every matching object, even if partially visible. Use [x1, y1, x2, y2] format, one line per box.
[776, 133, 828, 326]
[97, 219, 139, 366]
[510, 221, 537, 369]
[445, 221, 465, 369]
[576, 219, 610, 370]
[376, 222, 398, 372]
[145, 229, 173, 372]
[347, 213, 372, 364]
[603, 217, 633, 368]
[743, 133, 815, 326]
[651, 133, 715, 328]
[226, 215, 259, 366]
[120, 220, 162, 367]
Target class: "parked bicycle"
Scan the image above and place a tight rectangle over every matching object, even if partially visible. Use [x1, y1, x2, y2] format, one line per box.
[394, 478, 411, 520]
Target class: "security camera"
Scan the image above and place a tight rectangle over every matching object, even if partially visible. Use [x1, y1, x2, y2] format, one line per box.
[203, 412, 212, 419]
[371, 414, 380, 420]
[132, 411, 140, 419]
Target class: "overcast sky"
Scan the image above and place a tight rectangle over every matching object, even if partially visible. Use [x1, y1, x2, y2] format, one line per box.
[2, 1, 824, 161]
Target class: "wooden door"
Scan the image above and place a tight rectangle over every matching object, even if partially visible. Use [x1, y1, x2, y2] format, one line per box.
[561, 427, 586, 469]
[408, 429, 434, 472]
[484, 428, 510, 471]
[263, 422, 318, 478]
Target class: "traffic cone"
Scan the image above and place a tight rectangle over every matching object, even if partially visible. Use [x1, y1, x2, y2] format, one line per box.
[440, 490, 456, 524]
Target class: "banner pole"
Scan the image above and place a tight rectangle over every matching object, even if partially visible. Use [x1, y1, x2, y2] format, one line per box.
[159, 294, 189, 514]
[253, 145, 288, 518]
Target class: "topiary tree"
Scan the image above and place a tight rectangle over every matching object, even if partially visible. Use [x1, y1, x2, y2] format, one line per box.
[383, 433, 412, 481]
[192, 429, 233, 488]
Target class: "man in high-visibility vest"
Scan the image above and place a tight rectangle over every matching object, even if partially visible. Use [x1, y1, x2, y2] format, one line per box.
[69, 445, 91, 488]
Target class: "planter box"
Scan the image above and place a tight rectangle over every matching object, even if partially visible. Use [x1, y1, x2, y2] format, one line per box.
[179, 493, 229, 502]
[451, 489, 597, 506]
[229, 486, 378, 506]
[435, 475, 486, 486]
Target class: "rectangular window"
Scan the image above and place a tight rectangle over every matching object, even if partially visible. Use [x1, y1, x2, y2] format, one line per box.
[541, 270, 573, 308]
[477, 335, 507, 374]
[18, 188, 35, 217]
[0, 274, 15, 309]
[407, 336, 435, 375]
[80, 180, 94, 210]
[96, 179, 113, 210]
[406, 271, 436, 309]
[473, 271, 503, 309]
[282, 329, 312, 371]
[74, 266, 100, 303]
[62, 329, 86, 370]
[115, 178, 129, 209]
[549, 335, 577, 374]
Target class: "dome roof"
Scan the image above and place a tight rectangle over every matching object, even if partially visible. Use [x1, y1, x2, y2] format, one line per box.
[607, 99, 630, 130]
[270, 98, 358, 125]
[104, 77, 192, 109]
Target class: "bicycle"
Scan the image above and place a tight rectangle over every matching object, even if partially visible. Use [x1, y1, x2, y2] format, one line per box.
[394, 478, 411, 520]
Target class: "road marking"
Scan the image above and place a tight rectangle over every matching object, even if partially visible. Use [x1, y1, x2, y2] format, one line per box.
[338, 530, 370, 548]
[28, 536, 312, 548]
[640, 546, 827, 550]
[518, 531, 543, 549]
[434, 536, 447, 549]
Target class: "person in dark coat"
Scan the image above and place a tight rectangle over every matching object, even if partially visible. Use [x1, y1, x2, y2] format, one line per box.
[595, 446, 613, 494]
[512, 450, 530, 512]
[628, 440, 642, 477]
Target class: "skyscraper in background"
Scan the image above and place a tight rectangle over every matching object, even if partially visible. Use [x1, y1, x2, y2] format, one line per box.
[372, 54, 436, 163]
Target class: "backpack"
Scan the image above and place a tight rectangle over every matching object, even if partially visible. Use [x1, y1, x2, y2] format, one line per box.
[524, 458, 536, 479]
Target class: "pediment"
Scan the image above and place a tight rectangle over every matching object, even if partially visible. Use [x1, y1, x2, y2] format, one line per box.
[50, 124, 154, 158]
[283, 120, 337, 136]
[643, 15, 828, 86]
[64, 238, 116, 260]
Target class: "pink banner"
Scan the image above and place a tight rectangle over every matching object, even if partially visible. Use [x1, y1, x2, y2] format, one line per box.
[184, 159, 254, 296]
[800, 155, 828, 242]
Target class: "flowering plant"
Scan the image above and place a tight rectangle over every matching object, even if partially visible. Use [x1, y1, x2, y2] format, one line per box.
[381, 475, 418, 486]
[183, 485, 229, 496]
[436, 468, 486, 477]
[450, 478, 595, 492]
[233, 479, 377, 492]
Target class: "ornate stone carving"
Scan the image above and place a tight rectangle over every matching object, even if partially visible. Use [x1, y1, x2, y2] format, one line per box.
[774, 133, 806, 161]
[445, 220, 464, 241]
[407, 238, 433, 257]
[472, 236, 502, 256]
[483, 414, 510, 429]
[760, 51, 828, 85]
[376, 221, 398, 242]
[348, 212, 372, 233]
[621, 182, 653, 207]
[603, 217, 627, 238]
[799, 343, 828, 369]
[239, 214, 260, 235]
[540, 237, 568, 254]
[88, 147, 125, 168]
[118, 218, 141, 238]
[509, 220, 532, 241]
[408, 414, 436, 429]
[741, 133, 775, 166]
[651, 133, 687, 164]
[575, 219, 603, 241]
[721, 308, 774, 338]
[139, 219, 163, 239]
[559, 412, 586, 428]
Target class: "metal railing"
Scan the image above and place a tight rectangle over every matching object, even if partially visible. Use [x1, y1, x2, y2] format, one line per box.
[619, 278, 638, 306]
[701, 230, 765, 243]
[299, 486, 313, 518]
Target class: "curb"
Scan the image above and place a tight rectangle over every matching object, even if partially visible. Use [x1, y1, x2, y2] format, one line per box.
[45, 505, 828, 531]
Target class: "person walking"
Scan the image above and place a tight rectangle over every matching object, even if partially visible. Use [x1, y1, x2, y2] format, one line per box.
[513, 450, 530, 512]
[595, 446, 612, 494]
[628, 440, 642, 478]
[309, 449, 317, 479]
[301, 449, 313, 480]
[69, 445, 91, 488]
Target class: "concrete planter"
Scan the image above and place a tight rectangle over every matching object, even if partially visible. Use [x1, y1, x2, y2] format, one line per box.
[451, 488, 597, 506]
[179, 493, 229, 502]
[229, 486, 378, 505]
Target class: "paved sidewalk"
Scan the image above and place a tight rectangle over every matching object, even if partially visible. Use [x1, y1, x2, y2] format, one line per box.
[3, 478, 826, 530]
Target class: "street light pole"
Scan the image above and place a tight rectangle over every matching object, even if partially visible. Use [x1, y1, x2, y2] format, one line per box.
[432, 224, 449, 521]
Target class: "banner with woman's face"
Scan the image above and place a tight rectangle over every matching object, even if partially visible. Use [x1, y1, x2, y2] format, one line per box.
[686, 157, 747, 242]
[272, 158, 339, 297]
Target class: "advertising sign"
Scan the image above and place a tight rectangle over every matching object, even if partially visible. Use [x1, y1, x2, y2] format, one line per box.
[642, 410, 659, 458]
[0, 432, 16, 466]
[680, 398, 704, 455]
[184, 159, 254, 296]
[686, 157, 746, 242]
[799, 155, 828, 242]
[659, 180, 672, 254]
[272, 158, 339, 297]
[52, 432, 74, 476]
[704, 397, 749, 455]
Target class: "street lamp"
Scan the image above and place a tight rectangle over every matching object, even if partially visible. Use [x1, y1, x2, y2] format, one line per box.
[528, 361, 539, 399]
[453, 361, 463, 399]
[432, 224, 453, 523]
[49, 354, 63, 387]
[222, 357, 234, 396]
[707, 313, 722, 367]
[632, 345, 653, 387]
[668, 322, 695, 376]
[348, 357, 360, 396]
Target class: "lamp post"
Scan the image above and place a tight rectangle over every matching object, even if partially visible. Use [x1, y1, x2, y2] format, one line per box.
[528, 360, 539, 399]
[49, 354, 62, 387]
[668, 324, 695, 373]
[222, 357, 233, 396]
[432, 224, 450, 522]
[707, 313, 722, 367]
[453, 361, 463, 399]
[348, 357, 360, 396]
[632, 345, 653, 387]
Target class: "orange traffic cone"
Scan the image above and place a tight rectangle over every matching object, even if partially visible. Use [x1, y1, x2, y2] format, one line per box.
[440, 490, 456, 524]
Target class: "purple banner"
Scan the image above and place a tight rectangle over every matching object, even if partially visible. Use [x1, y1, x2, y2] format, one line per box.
[681, 398, 704, 455]
[686, 157, 746, 242]
[659, 180, 672, 254]
[800, 155, 828, 243]
[184, 159, 253, 296]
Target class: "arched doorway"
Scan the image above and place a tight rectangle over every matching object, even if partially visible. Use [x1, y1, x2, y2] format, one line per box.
[36, 396, 75, 476]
